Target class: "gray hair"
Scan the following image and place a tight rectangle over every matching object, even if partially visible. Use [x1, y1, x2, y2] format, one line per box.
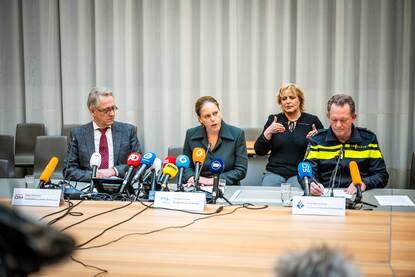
[87, 87, 113, 110]
[274, 245, 361, 277]
[327, 94, 356, 115]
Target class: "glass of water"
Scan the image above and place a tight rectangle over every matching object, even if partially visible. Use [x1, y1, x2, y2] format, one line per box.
[281, 183, 292, 207]
[24, 175, 35, 188]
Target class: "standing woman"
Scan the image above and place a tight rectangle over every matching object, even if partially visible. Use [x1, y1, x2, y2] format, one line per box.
[254, 83, 323, 188]
[183, 96, 248, 186]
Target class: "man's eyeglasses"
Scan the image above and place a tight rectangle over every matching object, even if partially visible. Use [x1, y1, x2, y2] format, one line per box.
[96, 105, 118, 114]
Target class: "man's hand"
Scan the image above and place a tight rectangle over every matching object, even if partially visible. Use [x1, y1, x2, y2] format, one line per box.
[310, 181, 325, 196]
[96, 168, 116, 178]
[345, 182, 366, 195]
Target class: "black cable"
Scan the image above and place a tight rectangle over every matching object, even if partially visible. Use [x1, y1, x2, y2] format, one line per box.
[39, 199, 74, 220]
[77, 203, 267, 250]
[76, 203, 152, 248]
[60, 200, 135, 231]
[46, 202, 82, 225]
[40, 200, 85, 225]
[71, 256, 107, 277]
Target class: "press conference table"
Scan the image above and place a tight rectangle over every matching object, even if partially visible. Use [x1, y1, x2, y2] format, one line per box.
[0, 201, 413, 276]
[1, 180, 415, 276]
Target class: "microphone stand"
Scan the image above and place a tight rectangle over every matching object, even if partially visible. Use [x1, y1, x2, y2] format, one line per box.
[346, 185, 377, 209]
[211, 175, 232, 205]
[329, 147, 343, 197]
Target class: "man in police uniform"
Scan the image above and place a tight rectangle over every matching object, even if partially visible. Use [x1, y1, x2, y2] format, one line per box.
[305, 94, 389, 196]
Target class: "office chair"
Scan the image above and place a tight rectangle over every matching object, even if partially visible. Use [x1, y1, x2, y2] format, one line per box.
[61, 124, 81, 139]
[410, 152, 415, 189]
[240, 155, 268, 186]
[0, 135, 15, 177]
[167, 146, 183, 157]
[15, 123, 45, 167]
[33, 136, 67, 179]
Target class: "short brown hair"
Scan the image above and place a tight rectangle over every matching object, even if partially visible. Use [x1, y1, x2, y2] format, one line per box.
[327, 94, 356, 115]
[195, 96, 220, 116]
[277, 83, 305, 112]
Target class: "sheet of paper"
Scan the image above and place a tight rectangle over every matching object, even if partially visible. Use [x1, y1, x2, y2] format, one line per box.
[323, 188, 353, 199]
[374, 195, 415, 206]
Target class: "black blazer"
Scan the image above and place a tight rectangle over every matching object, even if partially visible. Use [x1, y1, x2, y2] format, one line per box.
[183, 121, 248, 186]
[63, 121, 141, 182]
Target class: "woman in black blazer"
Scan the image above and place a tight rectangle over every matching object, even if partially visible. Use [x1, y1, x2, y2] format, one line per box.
[183, 96, 248, 186]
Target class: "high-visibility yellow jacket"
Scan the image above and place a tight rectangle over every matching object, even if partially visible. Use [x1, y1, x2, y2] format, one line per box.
[305, 125, 389, 189]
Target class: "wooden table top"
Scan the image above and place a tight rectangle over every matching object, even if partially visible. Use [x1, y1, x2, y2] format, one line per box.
[2, 199, 412, 277]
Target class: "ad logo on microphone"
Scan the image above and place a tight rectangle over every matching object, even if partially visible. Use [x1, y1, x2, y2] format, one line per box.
[211, 160, 222, 171]
[178, 155, 188, 164]
[143, 153, 153, 159]
[128, 153, 141, 161]
[301, 162, 312, 173]
[194, 149, 204, 158]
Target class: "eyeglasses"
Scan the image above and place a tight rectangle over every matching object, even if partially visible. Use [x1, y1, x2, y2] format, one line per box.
[96, 105, 118, 114]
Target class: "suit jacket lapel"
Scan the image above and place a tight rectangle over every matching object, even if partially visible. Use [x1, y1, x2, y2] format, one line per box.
[112, 122, 121, 163]
[84, 122, 95, 161]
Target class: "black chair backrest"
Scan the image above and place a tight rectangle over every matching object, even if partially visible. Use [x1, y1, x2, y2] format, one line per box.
[410, 152, 415, 189]
[240, 156, 268, 186]
[15, 123, 46, 166]
[0, 159, 10, 178]
[0, 135, 15, 177]
[61, 124, 81, 139]
[243, 127, 262, 141]
[167, 146, 183, 157]
[33, 136, 68, 179]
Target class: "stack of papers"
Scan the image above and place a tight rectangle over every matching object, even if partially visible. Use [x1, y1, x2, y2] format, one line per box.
[374, 195, 415, 206]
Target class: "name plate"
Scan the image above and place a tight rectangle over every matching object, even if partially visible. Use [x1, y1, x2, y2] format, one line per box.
[292, 196, 345, 216]
[12, 188, 62, 207]
[154, 191, 206, 211]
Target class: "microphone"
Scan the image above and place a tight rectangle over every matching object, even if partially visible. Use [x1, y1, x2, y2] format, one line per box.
[208, 158, 224, 204]
[192, 147, 206, 190]
[89, 152, 101, 192]
[126, 152, 157, 192]
[38, 157, 59, 188]
[161, 163, 178, 191]
[148, 158, 162, 201]
[175, 154, 190, 191]
[298, 162, 313, 196]
[329, 146, 344, 197]
[349, 161, 363, 202]
[118, 152, 142, 194]
[158, 156, 177, 184]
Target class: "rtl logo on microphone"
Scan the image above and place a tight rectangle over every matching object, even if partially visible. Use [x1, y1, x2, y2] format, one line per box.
[128, 153, 141, 161]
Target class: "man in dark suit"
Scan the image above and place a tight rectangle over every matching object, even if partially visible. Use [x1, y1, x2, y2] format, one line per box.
[63, 87, 141, 182]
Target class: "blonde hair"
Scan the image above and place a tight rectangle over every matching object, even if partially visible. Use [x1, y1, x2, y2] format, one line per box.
[277, 83, 305, 112]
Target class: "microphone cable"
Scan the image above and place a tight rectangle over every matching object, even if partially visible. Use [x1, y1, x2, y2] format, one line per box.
[75, 202, 267, 251]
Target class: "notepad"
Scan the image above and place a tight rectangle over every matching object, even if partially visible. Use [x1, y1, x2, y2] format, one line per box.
[323, 188, 353, 199]
[374, 195, 415, 206]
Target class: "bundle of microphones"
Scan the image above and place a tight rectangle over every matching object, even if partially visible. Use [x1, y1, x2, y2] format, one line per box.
[297, 158, 375, 209]
[87, 146, 226, 202]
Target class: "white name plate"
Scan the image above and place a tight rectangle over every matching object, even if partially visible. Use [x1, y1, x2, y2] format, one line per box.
[292, 196, 345, 216]
[154, 191, 206, 212]
[12, 188, 62, 207]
